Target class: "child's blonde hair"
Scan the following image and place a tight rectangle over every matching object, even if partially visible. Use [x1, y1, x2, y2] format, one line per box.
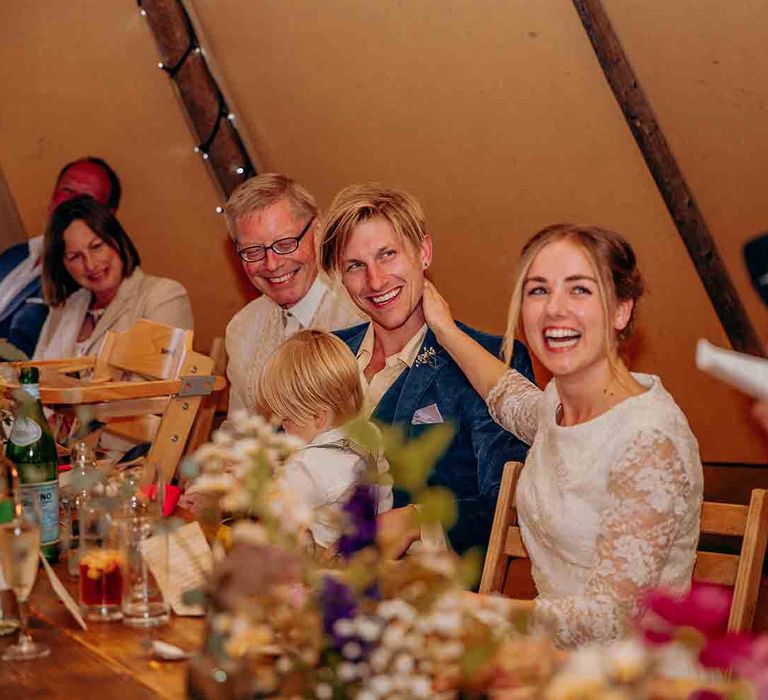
[257, 330, 363, 426]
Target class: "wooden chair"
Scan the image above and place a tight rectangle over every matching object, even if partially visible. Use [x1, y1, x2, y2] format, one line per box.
[1, 319, 225, 483]
[694, 489, 768, 632]
[479, 461, 526, 595]
[479, 461, 768, 633]
[184, 336, 227, 455]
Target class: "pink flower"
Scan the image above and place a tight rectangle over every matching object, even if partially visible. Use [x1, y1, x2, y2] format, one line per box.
[641, 583, 732, 638]
[699, 632, 756, 670]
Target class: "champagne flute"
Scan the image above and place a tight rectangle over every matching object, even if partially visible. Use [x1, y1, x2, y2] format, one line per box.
[0, 506, 50, 660]
[0, 455, 20, 636]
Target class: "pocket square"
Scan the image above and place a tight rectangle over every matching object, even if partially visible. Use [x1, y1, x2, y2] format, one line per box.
[411, 403, 444, 425]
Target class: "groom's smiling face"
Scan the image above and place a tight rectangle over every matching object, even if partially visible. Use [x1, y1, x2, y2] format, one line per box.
[340, 217, 432, 332]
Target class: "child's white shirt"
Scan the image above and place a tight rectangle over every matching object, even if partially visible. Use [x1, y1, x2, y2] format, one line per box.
[279, 423, 393, 549]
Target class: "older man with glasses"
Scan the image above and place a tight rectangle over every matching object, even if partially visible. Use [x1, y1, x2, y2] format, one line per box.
[223, 173, 364, 415]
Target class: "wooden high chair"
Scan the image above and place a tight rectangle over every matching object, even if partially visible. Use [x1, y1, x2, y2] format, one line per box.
[0, 319, 226, 483]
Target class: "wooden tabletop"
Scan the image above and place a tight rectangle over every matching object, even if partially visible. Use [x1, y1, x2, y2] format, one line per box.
[0, 563, 204, 699]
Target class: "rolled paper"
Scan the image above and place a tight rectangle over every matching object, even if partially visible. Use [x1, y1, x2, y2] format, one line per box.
[695, 339, 768, 400]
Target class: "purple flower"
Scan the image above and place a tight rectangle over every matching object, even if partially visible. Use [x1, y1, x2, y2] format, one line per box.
[318, 575, 357, 649]
[337, 484, 378, 558]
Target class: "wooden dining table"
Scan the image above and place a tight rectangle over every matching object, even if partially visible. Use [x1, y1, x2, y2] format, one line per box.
[0, 562, 204, 699]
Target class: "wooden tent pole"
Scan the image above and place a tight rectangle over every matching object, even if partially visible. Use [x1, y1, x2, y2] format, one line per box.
[571, 0, 764, 357]
[138, 0, 256, 197]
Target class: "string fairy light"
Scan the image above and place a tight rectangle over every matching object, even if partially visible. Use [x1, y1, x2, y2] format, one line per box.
[136, 0, 255, 201]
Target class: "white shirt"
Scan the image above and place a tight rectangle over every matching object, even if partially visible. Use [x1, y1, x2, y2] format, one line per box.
[278, 424, 394, 549]
[0, 236, 44, 314]
[282, 272, 327, 335]
[355, 323, 428, 417]
[225, 274, 365, 415]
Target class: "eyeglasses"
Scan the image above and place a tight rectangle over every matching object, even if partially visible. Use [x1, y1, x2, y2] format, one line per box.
[236, 217, 315, 263]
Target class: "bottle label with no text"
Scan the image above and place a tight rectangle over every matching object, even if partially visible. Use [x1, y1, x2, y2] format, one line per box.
[21, 480, 60, 546]
[9, 416, 42, 447]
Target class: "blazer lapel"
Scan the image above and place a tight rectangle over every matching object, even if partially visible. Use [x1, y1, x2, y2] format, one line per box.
[83, 269, 144, 355]
[391, 328, 446, 430]
[345, 323, 370, 355]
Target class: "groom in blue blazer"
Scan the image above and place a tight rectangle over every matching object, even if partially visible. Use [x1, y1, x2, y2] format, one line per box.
[320, 184, 533, 554]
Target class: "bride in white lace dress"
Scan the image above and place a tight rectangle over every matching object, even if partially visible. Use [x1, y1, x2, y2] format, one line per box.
[423, 224, 703, 648]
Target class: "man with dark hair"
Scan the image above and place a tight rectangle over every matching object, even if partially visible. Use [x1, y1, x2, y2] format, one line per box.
[0, 157, 121, 358]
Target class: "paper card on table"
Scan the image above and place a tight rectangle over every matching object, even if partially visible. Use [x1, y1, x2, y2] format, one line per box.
[39, 551, 88, 630]
[140, 521, 213, 616]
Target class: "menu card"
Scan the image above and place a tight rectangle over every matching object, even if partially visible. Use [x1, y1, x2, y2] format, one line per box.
[140, 521, 213, 616]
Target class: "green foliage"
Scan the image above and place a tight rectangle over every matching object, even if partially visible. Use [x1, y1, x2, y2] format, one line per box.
[416, 486, 458, 530]
[379, 422, 454, 493]
[459, 547, 484, 589]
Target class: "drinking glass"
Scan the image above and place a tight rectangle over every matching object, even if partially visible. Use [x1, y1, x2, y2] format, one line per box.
[0, 458, 19, 635]
[78, 498, 123, 621]
[118, 466, 169, 627]
[0, 507, 50, 660]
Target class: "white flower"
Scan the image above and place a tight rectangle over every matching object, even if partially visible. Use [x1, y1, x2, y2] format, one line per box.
[430, 639, 463, 662]
[333, 618, 355, 638]
[276, 656, 292, 673]
[337, 662, 358, 682]
[231, 521, 269, 546]
[369, 647, 390, 672]
[356, 617, 382, 642]
[189, 472, 236, 494]
[342, 641, 363, 660]
[377, 599, 416, 622]
[369, 675, 394, 695]
[607, 639, 650, 683]
[408, 675, 432, 698]
[392, 653, 414, 675]
[402, 632, 423, 651]
[429, 611, 462, 636]
[381, 624, 406, 649]
[315, 682, 333, 699]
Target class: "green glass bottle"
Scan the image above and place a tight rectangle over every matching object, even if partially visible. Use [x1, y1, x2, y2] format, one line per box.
[5, 366, 60, 562]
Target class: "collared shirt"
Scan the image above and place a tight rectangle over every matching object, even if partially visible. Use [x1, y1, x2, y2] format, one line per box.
[355, 323, 428, 417]
[0, 236, 43, 314]
[282, 274, 328, 335]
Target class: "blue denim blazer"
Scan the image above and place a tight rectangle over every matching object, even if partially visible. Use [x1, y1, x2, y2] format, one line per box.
[0, 241, 49, 358]
[337, 321, 534, 553]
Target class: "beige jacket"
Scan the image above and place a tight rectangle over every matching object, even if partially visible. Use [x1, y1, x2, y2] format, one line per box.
[225, 274, 364, 415]
[34, 268, 193, 360]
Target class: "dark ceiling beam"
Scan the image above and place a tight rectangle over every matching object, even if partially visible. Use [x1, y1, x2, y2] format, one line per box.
[571, 0, 764, 357]
[137, 0, 256, 199]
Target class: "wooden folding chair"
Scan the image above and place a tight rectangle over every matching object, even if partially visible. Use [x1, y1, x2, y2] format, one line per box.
[694, 489, 768, 632]
[1, 319, 225, 483]
[479, 461, 529, 595]
[480, 460, 768, 633]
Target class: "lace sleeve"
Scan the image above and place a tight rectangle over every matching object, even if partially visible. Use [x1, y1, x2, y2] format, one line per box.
[536, 430, 694, 648]
[485, 369, 543, 444]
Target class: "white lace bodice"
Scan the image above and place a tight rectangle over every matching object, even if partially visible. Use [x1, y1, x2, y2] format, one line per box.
[487, 371, 703, 648]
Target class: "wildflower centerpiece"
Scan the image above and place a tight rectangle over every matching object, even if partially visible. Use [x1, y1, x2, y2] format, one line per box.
[183, 413, 550, 699]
